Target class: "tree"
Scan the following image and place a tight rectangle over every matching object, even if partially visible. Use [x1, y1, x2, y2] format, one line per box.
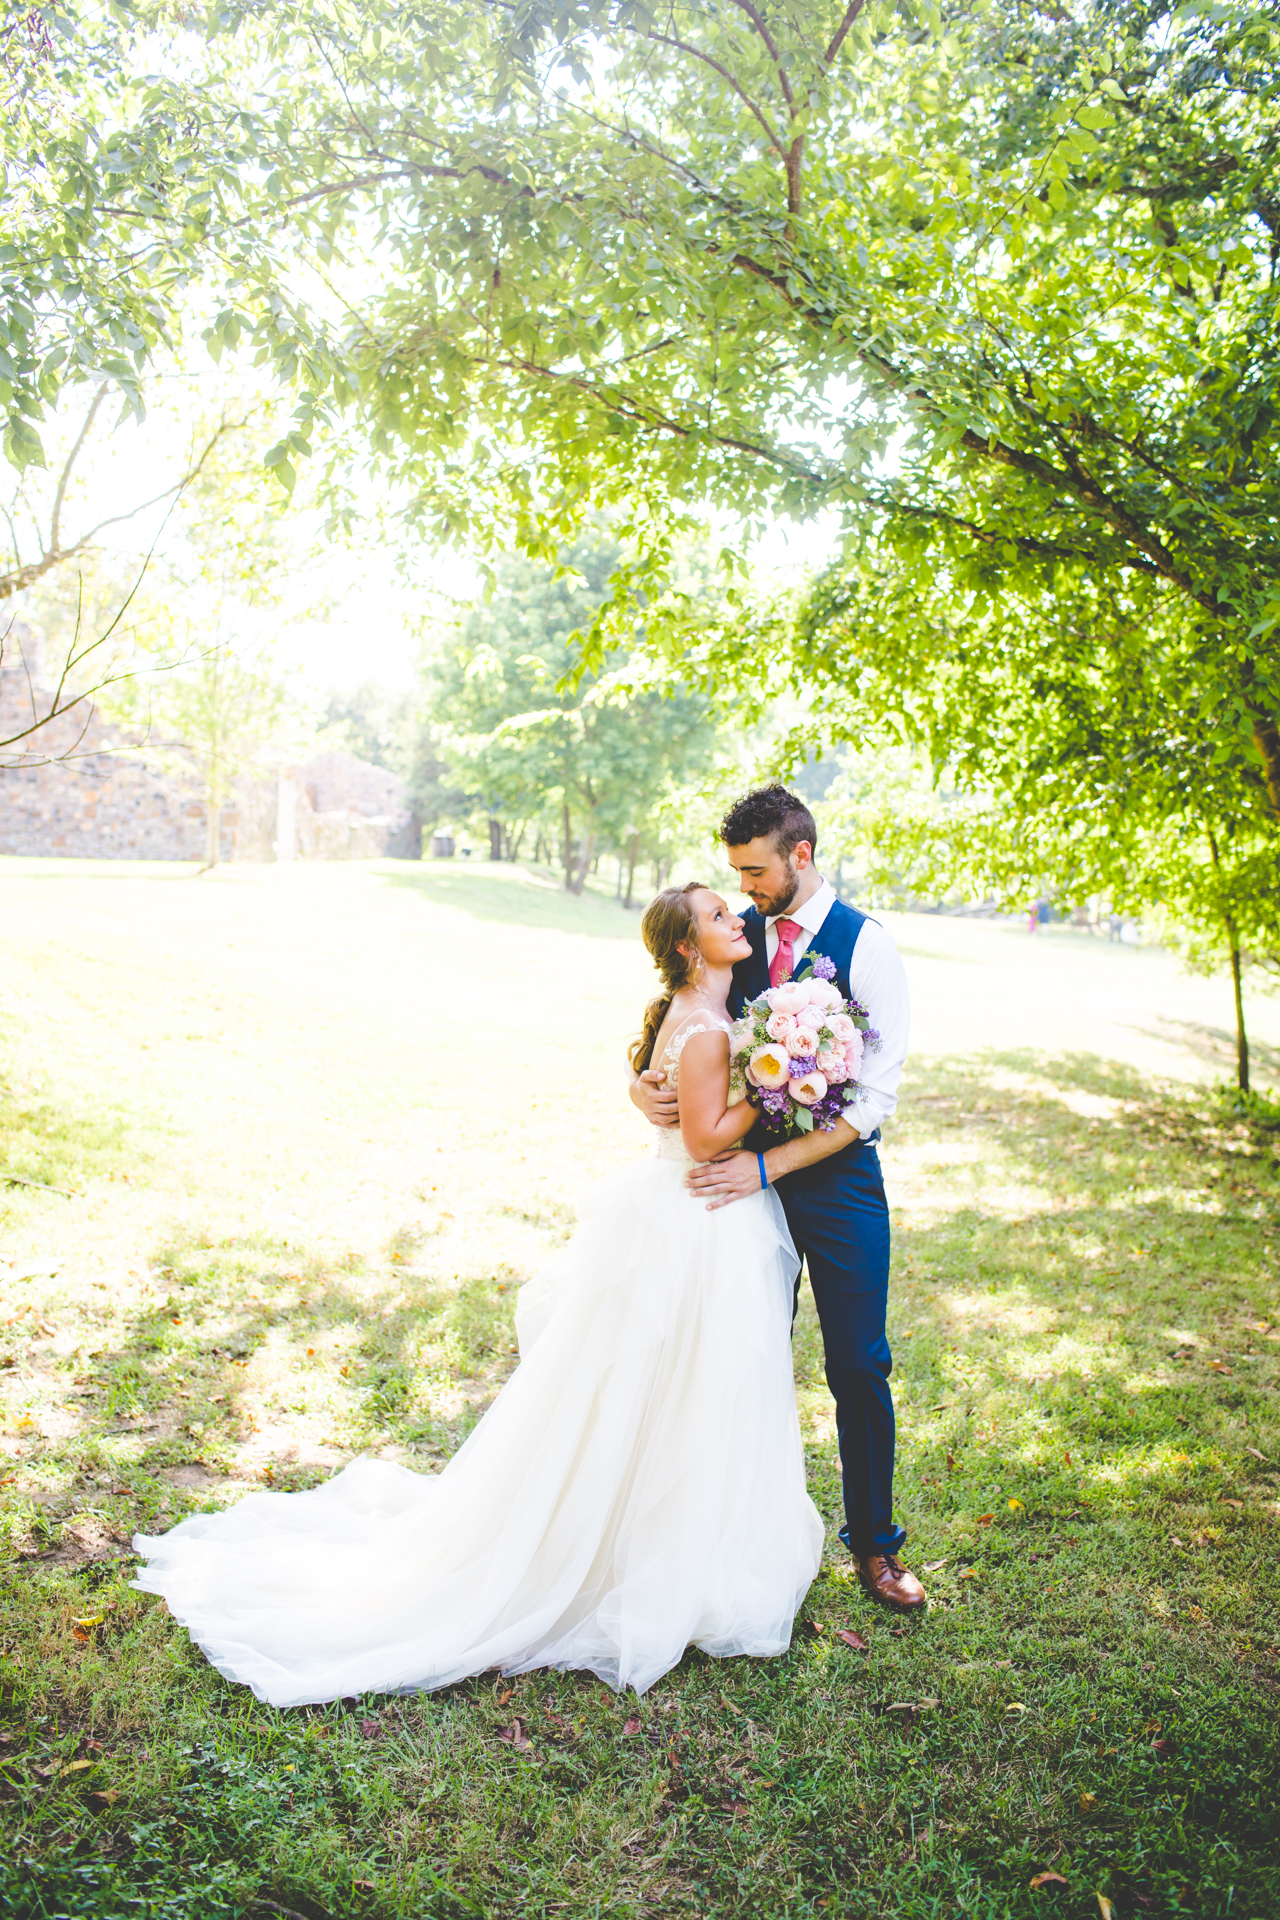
[753, 556, 1280, 1089]
[319, 682, 415, 775]
[418, 543, 718, 889]
[182, 0, 1277, 832]
[154, 642, 285, 868]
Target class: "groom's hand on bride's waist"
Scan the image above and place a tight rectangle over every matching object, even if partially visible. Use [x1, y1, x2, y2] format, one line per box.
[686, 1150, 762, 1209]
[630, 1068, 679, 1127]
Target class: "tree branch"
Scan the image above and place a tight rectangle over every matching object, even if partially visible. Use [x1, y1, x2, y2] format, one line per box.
[725, 0, 795, 112]
[0, 415, 247, 603]
[823, 0, 867, 68]
[720, 248, 1214, 609]
[49, 383, 108, 556]
[633, 25, 787, 159]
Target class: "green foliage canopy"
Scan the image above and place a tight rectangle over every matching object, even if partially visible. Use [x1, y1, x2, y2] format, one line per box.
[182, 0, 1280, 814]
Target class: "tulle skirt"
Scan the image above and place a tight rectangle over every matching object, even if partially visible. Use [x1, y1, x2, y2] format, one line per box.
[132, 1154, 824, 1706]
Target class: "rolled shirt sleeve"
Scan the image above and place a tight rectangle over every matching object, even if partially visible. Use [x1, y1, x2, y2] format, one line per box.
[843, 917, 910, 1139]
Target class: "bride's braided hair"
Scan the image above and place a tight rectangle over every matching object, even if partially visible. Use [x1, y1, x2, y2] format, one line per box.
[629, 882, 706, 1072]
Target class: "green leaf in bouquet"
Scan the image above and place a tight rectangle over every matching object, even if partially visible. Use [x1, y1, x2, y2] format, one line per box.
[795, 1109, 814, 1133]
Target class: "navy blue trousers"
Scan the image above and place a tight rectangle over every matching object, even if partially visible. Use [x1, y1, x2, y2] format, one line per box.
[774, 1140, 905, 1559]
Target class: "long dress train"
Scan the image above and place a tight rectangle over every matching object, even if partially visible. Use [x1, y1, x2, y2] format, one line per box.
[132, 1019, 824, 1705]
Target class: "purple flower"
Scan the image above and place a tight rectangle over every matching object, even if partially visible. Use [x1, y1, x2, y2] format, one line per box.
[810, 954, 837, 981]
[787, 1054, 817, 1076]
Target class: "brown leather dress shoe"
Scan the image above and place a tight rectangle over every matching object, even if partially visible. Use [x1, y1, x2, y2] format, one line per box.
[856, 1553, 927, 1609]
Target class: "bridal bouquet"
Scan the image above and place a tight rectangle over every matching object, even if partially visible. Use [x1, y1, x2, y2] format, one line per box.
[729, 954, 875, 1137]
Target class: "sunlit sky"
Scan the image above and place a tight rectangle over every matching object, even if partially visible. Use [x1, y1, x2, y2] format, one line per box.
[7, 364, 842, 698]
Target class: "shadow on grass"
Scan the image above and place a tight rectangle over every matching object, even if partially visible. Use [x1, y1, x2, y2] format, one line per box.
[1133, 1015, 1280, 1087]
[0, 1057, 138, 1210]
[377, 859, 643, 940]
[3, 1051, 1279, 1918]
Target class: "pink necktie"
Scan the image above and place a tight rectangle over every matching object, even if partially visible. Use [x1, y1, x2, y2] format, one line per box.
[770, 918, 802, 987]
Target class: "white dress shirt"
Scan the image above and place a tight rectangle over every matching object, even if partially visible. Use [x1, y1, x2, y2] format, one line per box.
[765, 877, 910, 1140]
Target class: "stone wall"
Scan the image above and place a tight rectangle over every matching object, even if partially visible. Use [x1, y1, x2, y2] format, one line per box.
[0, 625, 419, 861]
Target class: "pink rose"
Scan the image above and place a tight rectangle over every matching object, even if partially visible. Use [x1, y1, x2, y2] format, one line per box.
[765, 1010, 795, 1043]
[843, 1033, 865, 1077]
[770, 982, 809, 1016]
[827, 1013, 856, 1044]
[786, 1025, 819, 1058]
[817, 1049, 848, 1083]
[805, 979, 840, 1011]
[747, 1044, 791, 1090]
[788, 1069, 828, 1106]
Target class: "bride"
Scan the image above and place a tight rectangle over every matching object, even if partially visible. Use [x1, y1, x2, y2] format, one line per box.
[133, 883, 823, 1706]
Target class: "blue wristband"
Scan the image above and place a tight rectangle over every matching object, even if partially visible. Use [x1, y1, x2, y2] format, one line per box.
[757, 1152, 768, 1190]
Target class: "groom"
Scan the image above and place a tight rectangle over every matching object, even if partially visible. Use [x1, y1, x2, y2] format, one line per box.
[631, 784, 925, 1610]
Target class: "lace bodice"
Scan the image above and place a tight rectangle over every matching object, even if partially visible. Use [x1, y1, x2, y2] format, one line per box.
[654, 1016, 734, 1163]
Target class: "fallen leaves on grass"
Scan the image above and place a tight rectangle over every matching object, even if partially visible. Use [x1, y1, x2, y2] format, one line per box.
[623, 1716, 641, 1736]
[353, 1881, 376, 1893]
[923, 1559, 948, 1573]
[1079, 1791, 1098, 1813]
[1030, 1873, 1069, 1891]
[360, 1719, 380, 1739]
[497, 1719, 532, 1751]
[1096, 1895, 1114, 1920]
[836, 1629, 869, 1652]
[88, 1789, 119, 1808]
[1245, 1446, 1269, 1462]
[977, 1514, 994, 1526]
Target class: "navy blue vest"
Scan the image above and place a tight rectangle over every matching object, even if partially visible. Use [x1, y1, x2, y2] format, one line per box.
[730, 895, 874, 1153]
[729, 895, 869, 1016]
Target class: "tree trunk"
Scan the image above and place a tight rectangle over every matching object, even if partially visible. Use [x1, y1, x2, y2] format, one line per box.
[562, 801, 576, 891]
[1207, 824, 1249, 1092]
[507, 822, 526, 862]
[205, 802, 221, 870]
[488, 816, 502, 861]
[572, 830, 596, 895]
[1228, 920, 1250, 1094]
[1251, 711, 1280, 822]
[624, 832, 640, 909]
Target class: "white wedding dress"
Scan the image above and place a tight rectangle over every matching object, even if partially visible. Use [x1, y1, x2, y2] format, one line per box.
[132, 1018, 824, 1705]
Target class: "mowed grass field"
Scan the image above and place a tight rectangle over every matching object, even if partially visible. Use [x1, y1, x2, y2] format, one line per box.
[1, 857, 1278, 1920]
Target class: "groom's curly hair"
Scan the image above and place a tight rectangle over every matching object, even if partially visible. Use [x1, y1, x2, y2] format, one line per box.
[719, 784, 817, 858]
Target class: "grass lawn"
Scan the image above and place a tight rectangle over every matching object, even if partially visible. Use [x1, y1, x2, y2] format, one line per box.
[1, 858, 1278, 1920]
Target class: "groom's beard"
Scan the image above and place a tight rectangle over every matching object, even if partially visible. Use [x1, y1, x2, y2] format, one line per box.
[754, 857, 802, 920]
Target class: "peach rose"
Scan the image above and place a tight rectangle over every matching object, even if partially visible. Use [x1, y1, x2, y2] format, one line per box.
[769, 982, 809, 1016]
[843, 1033, 865, 1077]
[806, 979, 841, 1011]
[817, 1049, 848, 1083]
[765, 1010, 795, 1043]
[788, 1069, 828, 1106]
[786, 1025, 819, 1058]
[747, 1044, 792, 1090]
[827, 1013, 856, 1044]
